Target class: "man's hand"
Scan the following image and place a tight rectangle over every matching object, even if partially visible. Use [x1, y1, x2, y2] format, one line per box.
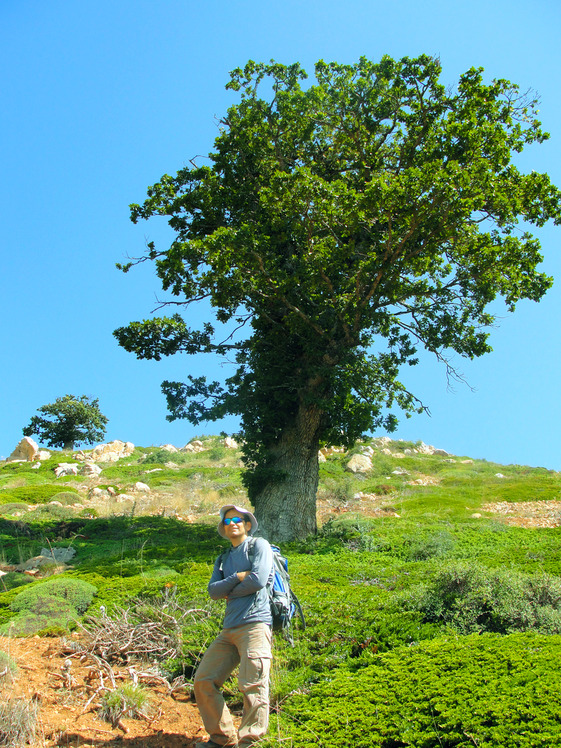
[236, 570, 251, 582]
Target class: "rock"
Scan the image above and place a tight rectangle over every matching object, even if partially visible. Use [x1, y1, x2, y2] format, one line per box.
[115, 493, 134, 503]
[181, 440, 206, 453]
[460, 459, 474, 464]
[381, 448, 392, 455]
[392, 468, 409, 475]
[80, 462, 102, 477]
[471, 513, 482, 518]
[164, 462, 179, 469]
[373, 436, 392, 447]
[107, 487, 117, 496]
[495, 473, 506, 479]
[433, 449, 450, 457]
[55, 463, 79, 478]
[31, 463, 41, 470]
[346, 454, 373, 473]
[7, 437, 39, 462]
[133, 482, 151, 493]
[40, 547, 76, 563]
[318, 452, 327, 463]
[160, 444, 178, 453]
[37, 450, 51, 461]
[89, 440, 135, 463]
[224, 437, 238, 449]
[360, 446, 374, 457]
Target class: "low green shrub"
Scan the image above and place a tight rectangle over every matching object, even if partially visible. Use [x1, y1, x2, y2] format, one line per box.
[10, 577, 97, 614]
[409, 562, 561, 634]
[99, 683, 151, 726]
[2, 601, 78, 636]
[0, 503, 29, 516]
[49, 491, 81, 505]
[0, 573, 33, 593]
[0, 484, 74, 505]
[272, 633, 561, 748]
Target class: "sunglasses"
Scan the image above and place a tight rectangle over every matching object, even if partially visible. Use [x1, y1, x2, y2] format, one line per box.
[223, 516, 246, 526]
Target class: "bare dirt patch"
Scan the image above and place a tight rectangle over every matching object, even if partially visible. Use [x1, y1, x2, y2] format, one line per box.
[0, 635, 207, 748]
[481, 500, 561, 528]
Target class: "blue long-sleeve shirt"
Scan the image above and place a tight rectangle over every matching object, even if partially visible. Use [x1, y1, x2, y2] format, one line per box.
[208, 536, 273, 629]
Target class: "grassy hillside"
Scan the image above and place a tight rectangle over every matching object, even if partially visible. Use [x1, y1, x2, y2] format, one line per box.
[1, 436, 561, 747]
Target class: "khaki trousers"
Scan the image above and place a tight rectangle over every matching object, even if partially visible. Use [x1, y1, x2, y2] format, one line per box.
[194, 622, 272, 747]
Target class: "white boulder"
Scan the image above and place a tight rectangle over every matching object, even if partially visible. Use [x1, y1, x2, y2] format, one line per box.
[346, 454, 373, 473]
[55, 463, 79, 478]
[133, 482, 151, 493]
[80, 462, 102, 477]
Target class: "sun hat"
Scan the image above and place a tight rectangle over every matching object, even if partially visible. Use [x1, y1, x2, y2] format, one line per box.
[218, 504, 258, 538]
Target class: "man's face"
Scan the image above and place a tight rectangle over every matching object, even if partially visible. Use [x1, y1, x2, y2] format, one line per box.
[223, 509, 252, 545]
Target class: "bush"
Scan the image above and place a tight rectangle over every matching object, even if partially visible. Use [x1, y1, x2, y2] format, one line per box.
[0, 484, 74, 505]
[0, 573, 33, 593]
[1, 600, 78, 636]
[0, 698, 38, 747]
[0, 504, 28, 516]
[99, 683, 151, 725]
[10, 577, 97, 614]
[410, 562, 561, 634]
[50, 491, 81, 505]
[273, 634, 561, 748]
[0, 649, 17, 680]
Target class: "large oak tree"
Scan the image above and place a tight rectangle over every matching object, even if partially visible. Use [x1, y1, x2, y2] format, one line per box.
[115, 55, 561, 541]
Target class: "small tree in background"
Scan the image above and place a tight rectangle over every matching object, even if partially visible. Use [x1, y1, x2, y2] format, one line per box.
[23, 394, 108, 450]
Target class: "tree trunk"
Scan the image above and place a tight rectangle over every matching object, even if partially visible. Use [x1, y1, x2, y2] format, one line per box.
[251, 403, 322, 543]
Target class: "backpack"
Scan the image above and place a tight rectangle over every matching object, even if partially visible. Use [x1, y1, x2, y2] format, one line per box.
[220, 538, 305, 645]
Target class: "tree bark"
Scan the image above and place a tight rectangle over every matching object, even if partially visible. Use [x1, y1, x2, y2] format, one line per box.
[251, 403, 322, 543]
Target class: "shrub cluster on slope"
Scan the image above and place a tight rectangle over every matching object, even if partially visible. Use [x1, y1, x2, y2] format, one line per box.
[274, 634, 561, 748]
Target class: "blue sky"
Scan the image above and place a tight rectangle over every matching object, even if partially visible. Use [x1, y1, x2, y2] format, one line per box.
[2, 0, 560, 469]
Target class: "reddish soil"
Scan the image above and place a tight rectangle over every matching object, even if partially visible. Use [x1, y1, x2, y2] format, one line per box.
[0, 635, 209, 748]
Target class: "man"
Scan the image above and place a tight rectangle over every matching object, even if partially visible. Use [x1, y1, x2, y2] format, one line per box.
[194, 505, 274, 748]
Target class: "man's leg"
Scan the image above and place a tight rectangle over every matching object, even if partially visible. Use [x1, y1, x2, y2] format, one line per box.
[194, 630, 240, 746]
[232, 623, 272, 747]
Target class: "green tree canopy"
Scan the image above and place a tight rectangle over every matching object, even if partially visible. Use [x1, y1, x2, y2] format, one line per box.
[23, 394, 108, 450]
[115, 55, 561, 541]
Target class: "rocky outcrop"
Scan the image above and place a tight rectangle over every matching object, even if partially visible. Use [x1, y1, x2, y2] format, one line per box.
[80, 462, 102, 477]
[181, 440, 206, 453]
[7, 437, 39, 462]
[346, 454, 373, 473]
[55, 463, 79, 478]
[83, 440, 135, 463]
